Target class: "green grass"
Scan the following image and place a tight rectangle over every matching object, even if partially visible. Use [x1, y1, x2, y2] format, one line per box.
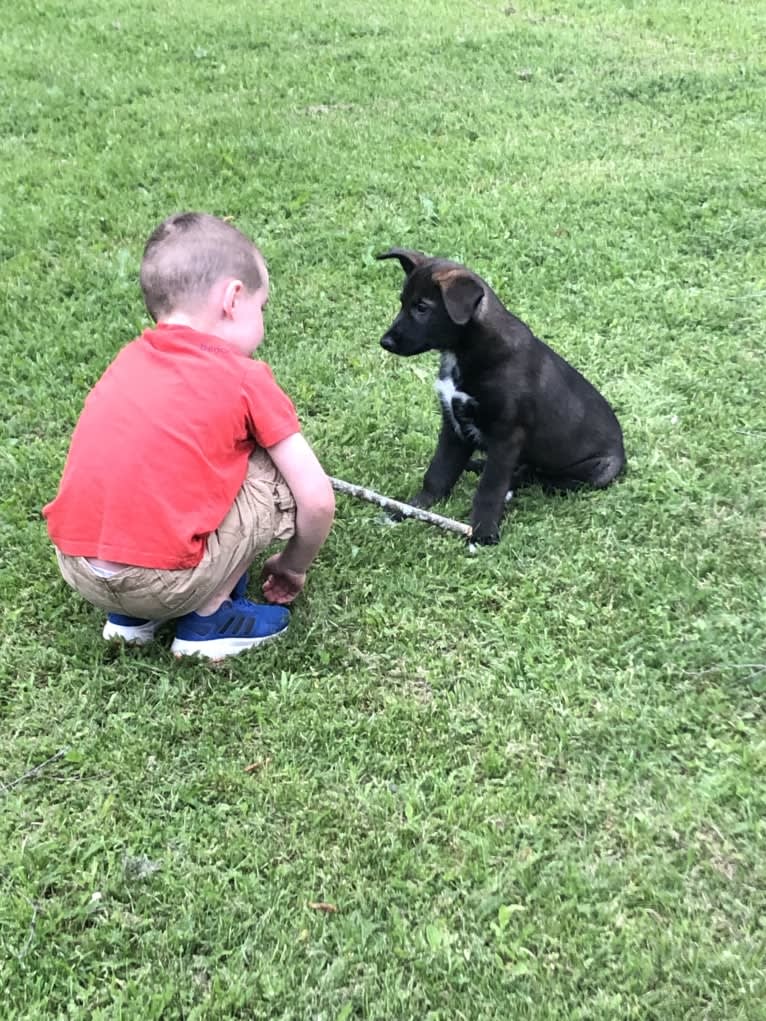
[2, 0, 765, 1017]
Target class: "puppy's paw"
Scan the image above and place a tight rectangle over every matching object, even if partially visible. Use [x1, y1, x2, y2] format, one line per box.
[470, 527, 500, 546]
[385, 507, 406, 523]
[387, 493, 432, 523]
[411, 489, 437, 506]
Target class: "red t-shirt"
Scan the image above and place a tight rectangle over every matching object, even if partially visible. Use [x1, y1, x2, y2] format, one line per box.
[43, 323, 301, 568]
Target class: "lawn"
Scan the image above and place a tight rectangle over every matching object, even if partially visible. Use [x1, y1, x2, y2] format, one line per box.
[1, 0, 765, 1017]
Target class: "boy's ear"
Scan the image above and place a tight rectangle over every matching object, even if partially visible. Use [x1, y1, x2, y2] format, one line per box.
[433, 268, 484, 325]
[376, 247, 429, 275]
[222, 279, 243, 319]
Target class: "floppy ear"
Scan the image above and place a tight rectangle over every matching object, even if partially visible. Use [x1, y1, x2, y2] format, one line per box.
[375, 247, 429, 275]
[434, 269, 484, 325]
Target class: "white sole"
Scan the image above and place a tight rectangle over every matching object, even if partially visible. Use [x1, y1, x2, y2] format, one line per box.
[170, 629, 286, 661]
[102, 620, 161, 645]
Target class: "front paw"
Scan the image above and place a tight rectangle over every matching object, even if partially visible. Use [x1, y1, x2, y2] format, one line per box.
[470, 523, 500, 546]
[386, 490, 435, 522]
[409, 489, 438, 510]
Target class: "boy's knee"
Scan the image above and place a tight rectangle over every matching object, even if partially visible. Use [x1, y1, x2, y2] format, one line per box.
[236, 451, 296, 544]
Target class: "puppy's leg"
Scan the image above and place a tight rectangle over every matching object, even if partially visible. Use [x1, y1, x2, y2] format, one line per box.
[538, 452, 625, 492]
[412, 419, 473, 509]
[470, 431, 525, 544]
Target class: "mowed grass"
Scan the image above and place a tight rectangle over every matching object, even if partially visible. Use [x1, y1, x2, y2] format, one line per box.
[1, 0, 765, 1017]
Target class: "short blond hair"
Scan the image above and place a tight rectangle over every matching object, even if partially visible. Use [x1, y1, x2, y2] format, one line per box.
[140, 212, 264, 321]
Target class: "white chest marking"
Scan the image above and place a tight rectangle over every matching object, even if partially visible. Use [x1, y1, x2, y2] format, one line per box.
[435, 374, 470, 436]
[434, 354, 485, 446]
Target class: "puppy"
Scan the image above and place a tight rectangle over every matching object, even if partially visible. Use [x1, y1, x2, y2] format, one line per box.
[377, 247, 626, 544]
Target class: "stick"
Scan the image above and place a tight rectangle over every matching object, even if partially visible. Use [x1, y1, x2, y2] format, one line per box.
[329, 477, 472, 538]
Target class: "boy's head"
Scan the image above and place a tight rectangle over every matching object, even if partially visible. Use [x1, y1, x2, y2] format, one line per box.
[140, 212, 269, 354]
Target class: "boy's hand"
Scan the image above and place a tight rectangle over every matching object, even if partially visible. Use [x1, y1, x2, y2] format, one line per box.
[261, 553, 306, 604]
[262, 434, 334, 605]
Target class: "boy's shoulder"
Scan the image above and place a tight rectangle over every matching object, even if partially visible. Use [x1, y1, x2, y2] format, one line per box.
[241, 358, 294, 403]
[240, 359, 300, 437]
[243, 357, 278, 381]
[100, 325, 286, 397]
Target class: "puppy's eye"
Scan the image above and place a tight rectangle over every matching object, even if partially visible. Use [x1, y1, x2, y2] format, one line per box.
[413, 300, 430, 315]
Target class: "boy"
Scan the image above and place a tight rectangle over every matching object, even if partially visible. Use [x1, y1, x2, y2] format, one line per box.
[43, 212, 335, 660]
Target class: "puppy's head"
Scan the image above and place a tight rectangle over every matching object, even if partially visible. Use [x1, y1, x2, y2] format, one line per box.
[377, 248, 484, 357]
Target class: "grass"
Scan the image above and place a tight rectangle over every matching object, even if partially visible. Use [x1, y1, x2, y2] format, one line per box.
[1, 0, 765, 1017]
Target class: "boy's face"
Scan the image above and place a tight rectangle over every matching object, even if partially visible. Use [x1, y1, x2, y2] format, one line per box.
[230, 281, 269, 356]
[227, 258, 270, 356]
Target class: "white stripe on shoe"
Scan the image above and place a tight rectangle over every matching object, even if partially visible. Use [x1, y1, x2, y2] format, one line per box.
[102, 619, 162, 645]
[170, 629, 286, 661]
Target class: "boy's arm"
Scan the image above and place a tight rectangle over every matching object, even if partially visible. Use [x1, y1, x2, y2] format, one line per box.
[261, 433, 335, 603]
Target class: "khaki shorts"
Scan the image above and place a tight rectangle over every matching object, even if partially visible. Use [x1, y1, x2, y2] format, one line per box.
[55, 447, 296, 620]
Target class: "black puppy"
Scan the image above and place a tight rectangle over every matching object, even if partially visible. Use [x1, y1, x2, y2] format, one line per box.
[378, 247, 626, 544]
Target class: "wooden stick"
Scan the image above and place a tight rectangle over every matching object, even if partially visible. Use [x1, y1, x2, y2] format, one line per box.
[329, 477, 472, 538]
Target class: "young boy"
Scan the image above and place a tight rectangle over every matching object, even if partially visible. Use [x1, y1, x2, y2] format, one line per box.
[43, 212, 335, 660]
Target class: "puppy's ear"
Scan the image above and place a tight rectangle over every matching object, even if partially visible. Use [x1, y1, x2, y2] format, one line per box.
[434, 269, 484, 325]
[376, 247, 428, 275]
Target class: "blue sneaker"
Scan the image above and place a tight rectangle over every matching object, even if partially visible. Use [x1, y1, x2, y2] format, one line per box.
[170, 597, 290, 660]
[231, 571, 249, 600]
[103, 613, 161, 645]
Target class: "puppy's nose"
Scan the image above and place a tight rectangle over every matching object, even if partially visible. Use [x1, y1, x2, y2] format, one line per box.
[380, 335, 396, 352]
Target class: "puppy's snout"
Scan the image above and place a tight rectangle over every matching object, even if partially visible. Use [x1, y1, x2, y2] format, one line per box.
[380, 334, 397, 352]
